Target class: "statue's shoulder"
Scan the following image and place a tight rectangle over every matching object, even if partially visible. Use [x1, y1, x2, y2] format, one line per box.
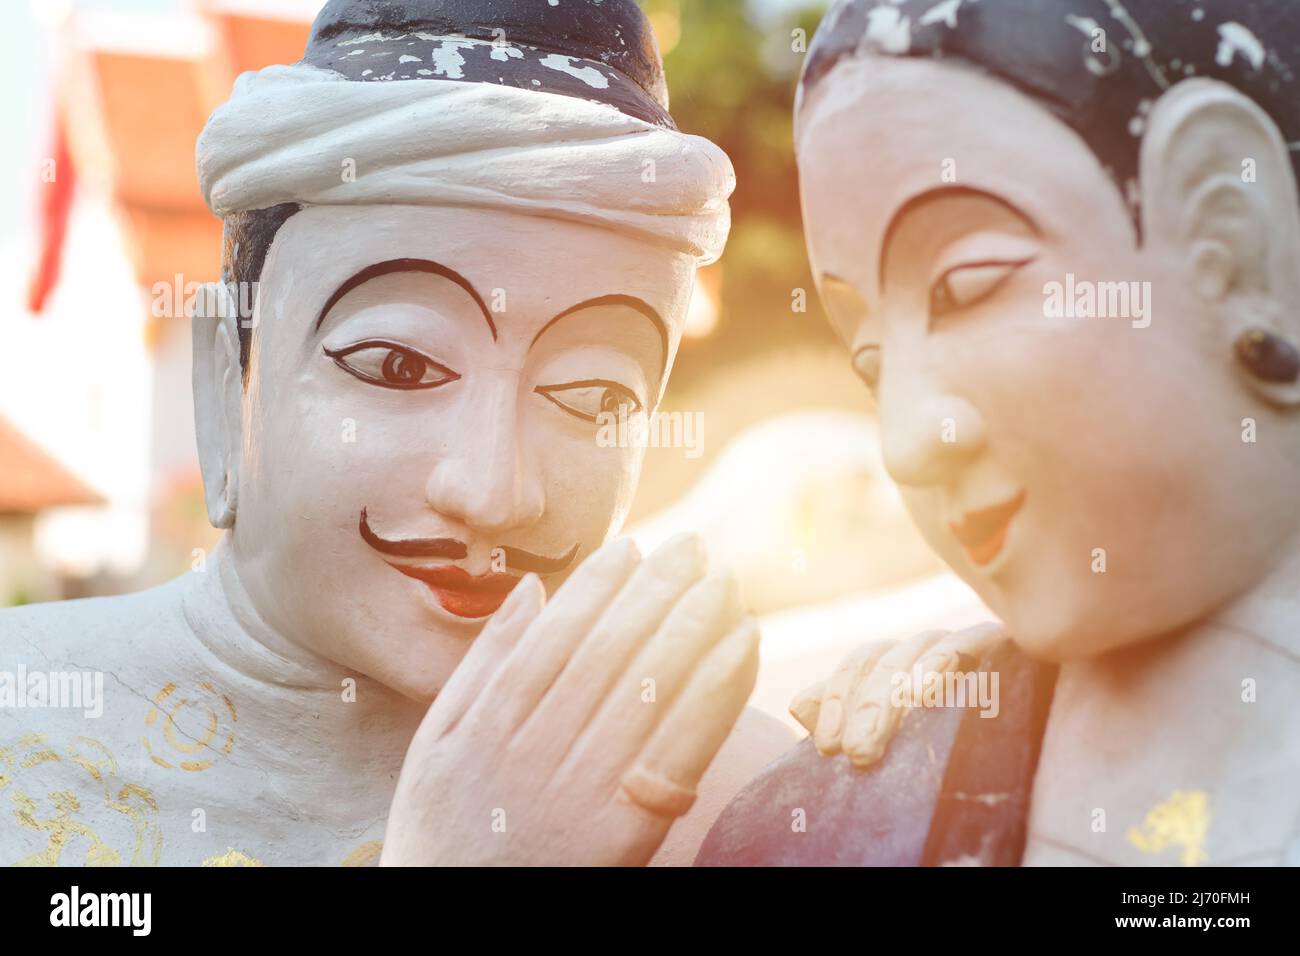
[0, 579, 189, 743]
[0, 580, 191, 865]
[1, 578, 188, 668]
[695, 642, 1057, 866]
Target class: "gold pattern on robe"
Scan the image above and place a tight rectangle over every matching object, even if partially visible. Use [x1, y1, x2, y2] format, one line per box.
[142, 680, 237, 771]
[341, 841, 383, 867]
[199, 842, 383, 866]
[1126, 789, 1211, 866]
[202, 848, 264, 866]
[1, 734, 163, 866]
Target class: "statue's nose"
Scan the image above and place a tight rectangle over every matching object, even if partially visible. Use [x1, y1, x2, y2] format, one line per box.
[881, 390, 986, 489]
[424, 376, 545, 535]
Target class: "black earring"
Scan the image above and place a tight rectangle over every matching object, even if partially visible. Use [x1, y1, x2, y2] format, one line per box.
[1235, 328, 1300, 384]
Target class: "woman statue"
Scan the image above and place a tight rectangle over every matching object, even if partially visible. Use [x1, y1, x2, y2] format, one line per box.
[700, 0, 1300, 866]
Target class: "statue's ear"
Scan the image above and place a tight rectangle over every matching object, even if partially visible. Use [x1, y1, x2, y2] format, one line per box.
[1140, 78, 1300, 406]
[192, 284, 244, 529]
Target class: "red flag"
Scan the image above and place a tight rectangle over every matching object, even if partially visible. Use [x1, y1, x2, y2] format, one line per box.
[27, 113, 76, 314]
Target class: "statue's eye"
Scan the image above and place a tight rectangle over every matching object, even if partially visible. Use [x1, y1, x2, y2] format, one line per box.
[929, 260, 1033, 321]
[325, 342, 459, 390]
[536, 380, 643, 423]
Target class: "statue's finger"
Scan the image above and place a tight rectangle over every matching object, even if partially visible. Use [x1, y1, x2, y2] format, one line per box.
[841, 629, 949, 768]
[813, 640, 893, 755]
[514, 533, 708, 757]
[788, 679, 826, 734]
[623, 617, 760, 817]
[563, 573, 742, 781]
[470, 536, 639, 734]
[889, 623, 1005, 726]
[422, 572, 546, 739]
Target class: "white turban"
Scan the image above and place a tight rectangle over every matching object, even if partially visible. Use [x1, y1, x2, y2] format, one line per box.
[196, 64, 734, 263]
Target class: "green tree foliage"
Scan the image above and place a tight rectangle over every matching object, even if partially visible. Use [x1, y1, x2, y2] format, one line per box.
[645, 0, 834, 393]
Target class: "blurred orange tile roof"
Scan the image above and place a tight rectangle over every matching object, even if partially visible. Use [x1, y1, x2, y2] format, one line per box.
[58, 7, 313, 291]
[0, 416, 104, 514]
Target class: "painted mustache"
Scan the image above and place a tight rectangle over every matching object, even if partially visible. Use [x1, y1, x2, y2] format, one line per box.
[358, 508, 580, 575]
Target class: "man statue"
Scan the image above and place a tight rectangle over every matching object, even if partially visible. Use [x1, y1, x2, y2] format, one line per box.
[0, 0, 794, 867]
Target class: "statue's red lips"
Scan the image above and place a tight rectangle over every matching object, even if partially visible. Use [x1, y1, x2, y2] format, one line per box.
[948, 490, 1027, 567]
[390, 564, 519, 619]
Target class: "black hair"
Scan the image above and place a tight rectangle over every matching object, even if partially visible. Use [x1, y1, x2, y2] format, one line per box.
[222, 203, 301, 373]
[800, 0, 1300, 233]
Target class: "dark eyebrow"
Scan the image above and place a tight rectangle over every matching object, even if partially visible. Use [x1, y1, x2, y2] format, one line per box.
[313, 258, 497, 340]
[530, 294, 669, 384]
[878, 186, 1041, 293]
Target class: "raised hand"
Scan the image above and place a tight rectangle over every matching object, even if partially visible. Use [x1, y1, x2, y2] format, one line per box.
[381, 533, 759, 866]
